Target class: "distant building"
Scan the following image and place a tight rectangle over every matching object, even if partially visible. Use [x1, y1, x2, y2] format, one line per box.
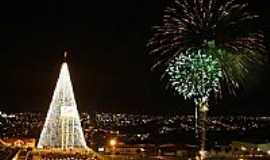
[232, 141, 270, 153]
[0, 138, 36, 148]
[104, 143, 155, 155]
[229, 141, 270, 159]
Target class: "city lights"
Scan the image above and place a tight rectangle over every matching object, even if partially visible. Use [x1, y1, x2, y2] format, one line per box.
[110, 139, 117, 147]
[0, 0, 268, 159]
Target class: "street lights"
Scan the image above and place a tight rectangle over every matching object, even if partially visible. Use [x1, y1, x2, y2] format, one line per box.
[109, 139, 117, 154]
[110, 139, 117, 148]
[109, 139, 117, 160]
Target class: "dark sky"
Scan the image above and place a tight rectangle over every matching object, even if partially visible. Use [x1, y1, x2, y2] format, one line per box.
[0, 0, 269, 115]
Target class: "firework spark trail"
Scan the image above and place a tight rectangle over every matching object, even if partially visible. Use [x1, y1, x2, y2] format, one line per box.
[148, 0, 266, 158]
[148, 0, 265, 94]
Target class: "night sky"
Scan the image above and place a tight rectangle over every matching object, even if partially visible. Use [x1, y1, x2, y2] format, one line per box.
[0, 0, 269, 115]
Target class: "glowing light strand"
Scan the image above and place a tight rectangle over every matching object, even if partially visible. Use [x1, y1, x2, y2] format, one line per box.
[38, 62, 87, 149]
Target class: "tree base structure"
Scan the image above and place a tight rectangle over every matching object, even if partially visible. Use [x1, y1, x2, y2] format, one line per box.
[29, 148, 102, 160]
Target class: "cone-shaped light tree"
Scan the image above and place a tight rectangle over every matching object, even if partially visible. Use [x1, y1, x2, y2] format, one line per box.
[148, 0, 265, 158]
[38, 61, 87, 149]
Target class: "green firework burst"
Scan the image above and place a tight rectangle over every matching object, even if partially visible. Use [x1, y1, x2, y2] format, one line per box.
[166, 47, 223, 103]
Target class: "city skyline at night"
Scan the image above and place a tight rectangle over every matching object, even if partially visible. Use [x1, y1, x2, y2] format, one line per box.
[1, 0, 270, 159]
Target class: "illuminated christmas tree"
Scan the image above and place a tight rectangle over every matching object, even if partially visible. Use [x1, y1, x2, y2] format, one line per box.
[37, 59, 87, 149]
